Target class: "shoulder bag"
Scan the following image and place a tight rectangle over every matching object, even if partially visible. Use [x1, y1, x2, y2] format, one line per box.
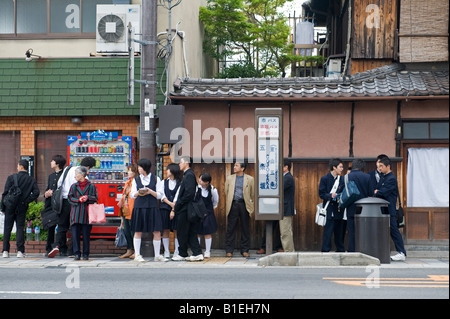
[2, 174, 22, 213]
[339, 174, 360, 209]
[187, 186, 207, 223]
[315, 176, 340, 227]
[51, 166, 71, 214]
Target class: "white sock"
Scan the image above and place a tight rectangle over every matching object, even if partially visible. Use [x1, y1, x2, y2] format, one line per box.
[205, 238, 212, 253]
[153, 240, 161, 257]
[162, 238, 170, 253]
[174, 238, 179, 254]
[133, 238, 141, 256]
[198, 237, 201, 245]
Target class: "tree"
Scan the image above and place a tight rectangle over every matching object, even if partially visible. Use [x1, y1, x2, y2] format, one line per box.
[200, 0, 298, 77]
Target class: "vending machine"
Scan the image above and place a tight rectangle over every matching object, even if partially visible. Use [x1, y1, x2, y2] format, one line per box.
[68, 130, 137, 238]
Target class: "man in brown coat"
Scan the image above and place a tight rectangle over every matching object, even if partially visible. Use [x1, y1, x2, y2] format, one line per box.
[224, 162, 254, 257]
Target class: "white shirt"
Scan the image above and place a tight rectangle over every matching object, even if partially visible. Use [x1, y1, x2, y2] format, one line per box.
[57, 166, 78, 199]
[130, 173, 163, 200]
[160, 178, 179, 202]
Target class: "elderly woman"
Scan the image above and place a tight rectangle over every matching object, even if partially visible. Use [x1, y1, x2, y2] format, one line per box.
[68, 166, 98, 260]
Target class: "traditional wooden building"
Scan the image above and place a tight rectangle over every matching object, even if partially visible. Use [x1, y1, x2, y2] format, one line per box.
[169, 63, 449, 251]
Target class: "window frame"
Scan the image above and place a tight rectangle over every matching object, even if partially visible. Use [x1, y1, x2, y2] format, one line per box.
[0, 0, 114, 39]
[402, 119, 449, 141]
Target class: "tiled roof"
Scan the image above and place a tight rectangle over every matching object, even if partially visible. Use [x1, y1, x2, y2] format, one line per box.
[171, 64, 449, 100]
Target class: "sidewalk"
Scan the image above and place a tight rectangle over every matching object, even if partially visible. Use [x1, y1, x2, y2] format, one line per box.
[0, 250, 448, 269]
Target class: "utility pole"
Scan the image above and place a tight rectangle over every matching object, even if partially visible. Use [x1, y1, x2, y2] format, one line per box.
[140, 0, 158, 173]
[139, 0, 158, 258]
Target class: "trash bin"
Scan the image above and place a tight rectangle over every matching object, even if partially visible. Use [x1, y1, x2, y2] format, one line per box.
[354, 197, 391, 264]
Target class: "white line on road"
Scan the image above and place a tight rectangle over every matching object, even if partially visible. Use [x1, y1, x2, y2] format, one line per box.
[0, 291, 61, 295]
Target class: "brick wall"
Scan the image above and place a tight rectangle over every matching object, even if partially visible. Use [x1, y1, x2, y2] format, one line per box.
[0, 116, 139, 156]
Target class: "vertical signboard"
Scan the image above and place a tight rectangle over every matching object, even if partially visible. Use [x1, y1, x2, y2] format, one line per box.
[255, 108, 283, 221]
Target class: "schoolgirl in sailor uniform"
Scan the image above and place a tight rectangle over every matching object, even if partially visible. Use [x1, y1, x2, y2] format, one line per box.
[160, 163, 182, 258]
[195, 173, 219, 258]
[130, 158, 166, 262]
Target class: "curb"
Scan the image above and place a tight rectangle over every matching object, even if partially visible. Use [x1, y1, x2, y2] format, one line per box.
[258, 252, 381, 267]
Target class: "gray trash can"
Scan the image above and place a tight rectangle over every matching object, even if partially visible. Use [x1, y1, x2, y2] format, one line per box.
[354, 197, 390, 264]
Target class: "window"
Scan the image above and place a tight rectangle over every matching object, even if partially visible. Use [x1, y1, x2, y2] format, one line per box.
[407, 147, 449, 207]
[403, 121, 449, 140]
[0, 0, 117, 38]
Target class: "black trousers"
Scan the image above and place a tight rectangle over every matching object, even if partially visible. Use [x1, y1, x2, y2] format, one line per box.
[176, 211, 202, 257]
[53, 199, 71, 254]
[2, 204, 27, 253]
[71, 223, 92, 257]
[225, 200, 250, 254]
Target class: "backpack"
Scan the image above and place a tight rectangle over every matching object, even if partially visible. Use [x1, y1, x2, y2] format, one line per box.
[51, 166, 71, 214]
[2, 174, 23, 213]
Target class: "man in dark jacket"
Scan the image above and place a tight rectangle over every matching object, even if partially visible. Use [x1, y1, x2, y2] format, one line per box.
[172, 156, 203, 261]
[280, 160, 295, 252]
[1, 159, 40, 258]
[42, 155, 66, 256]
[345, 159, 371, 252]
[374, 157, 406, 261]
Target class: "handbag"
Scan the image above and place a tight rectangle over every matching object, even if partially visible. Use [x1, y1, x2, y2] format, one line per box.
[115, 227, 128, 248]
[51, 165, 71, 215]
[339, 174, 360, 209]
[41, 207, 58, 230]
[315, 176, 340, 227]
[396, 196, 405, 228]
[315, 202, 329, 226]
[88, 203, 106, 224]
[187, 187, 207, 223]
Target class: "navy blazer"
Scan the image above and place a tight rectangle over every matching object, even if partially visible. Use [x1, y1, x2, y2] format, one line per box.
[368, 169, 383, 196]
[346, 170, 371, 217]
[374, 172, 398, 216]
[283, 172, 295, 217]
[319, 172, 344, 217]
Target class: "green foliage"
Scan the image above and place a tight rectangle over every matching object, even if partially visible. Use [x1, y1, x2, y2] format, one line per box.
[26, 201, 44, 231]
[200, 0, 296, 78]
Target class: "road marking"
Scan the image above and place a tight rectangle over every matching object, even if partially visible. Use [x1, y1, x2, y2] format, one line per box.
[0, 291, 61, 295]
[323, 275, 449, 288]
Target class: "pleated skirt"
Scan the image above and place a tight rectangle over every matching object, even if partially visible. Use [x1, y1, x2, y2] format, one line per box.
[131, 207, 163, 233]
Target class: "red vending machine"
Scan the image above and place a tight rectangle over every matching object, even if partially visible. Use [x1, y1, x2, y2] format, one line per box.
[68, 130, 137, 239]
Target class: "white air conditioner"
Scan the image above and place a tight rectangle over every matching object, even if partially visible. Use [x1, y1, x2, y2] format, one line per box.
[96, 4, 141, 54]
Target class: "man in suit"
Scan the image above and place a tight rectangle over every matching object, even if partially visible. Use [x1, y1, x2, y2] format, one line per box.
[374, 157, 407, 261]
[224, 162, 254, 257]
[280, 160, 295, 252]
[345, 158, 371, 252]
[1, 159, 40, 258]
[172, 156, 203, 261]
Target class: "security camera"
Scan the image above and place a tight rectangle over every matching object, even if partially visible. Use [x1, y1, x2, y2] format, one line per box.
[25, 49, 40, 62]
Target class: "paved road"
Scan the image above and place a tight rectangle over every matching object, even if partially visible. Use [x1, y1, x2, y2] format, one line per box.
[0, 267, 448, 300]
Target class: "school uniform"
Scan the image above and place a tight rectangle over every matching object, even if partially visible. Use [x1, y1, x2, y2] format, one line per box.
[1, 171, 40, 254]
[67, 180, 98, 258]
[319, 172, 345, 252]
[346, 169, 371, 252]
[195, 185, 219, 235]
[130, 174, 163, 233]
[160, 178, 180, 231]
[374, 172, 406, 256]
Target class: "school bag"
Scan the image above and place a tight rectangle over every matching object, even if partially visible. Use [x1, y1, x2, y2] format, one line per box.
[51, 166, 71, 214]
[2, 174, 22, 213]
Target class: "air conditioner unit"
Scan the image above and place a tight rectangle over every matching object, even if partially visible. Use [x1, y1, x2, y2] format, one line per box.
[96, 4, 141, 54]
